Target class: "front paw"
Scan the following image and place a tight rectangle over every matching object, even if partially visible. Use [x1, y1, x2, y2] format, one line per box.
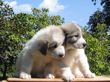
[84, 73, 96, 78]
[20, 72, 31, 79]
[46, 74, 55, 79]
[75, 74, 84, 78]
[62, 72, 75, 82]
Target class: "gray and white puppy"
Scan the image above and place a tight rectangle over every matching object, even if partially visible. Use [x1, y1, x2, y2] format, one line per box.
[44, 22, 96, 81]
[15, 25, 65, 79]
[61, 22, 95, 78]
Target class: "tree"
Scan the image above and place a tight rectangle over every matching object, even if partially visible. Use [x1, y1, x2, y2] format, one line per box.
[11, 8, 64, 40]
[92, 24, 108, 40]
[101, 0, 110, 30]
[0, 0, 14, 31]
[0, 31, 22, 79]
[32, 8, 64, 31]
[0, 0, 64, 79]
[84, 25, 110, 75]
[88, 0, 110, 73]
[88, 10, 105, 33]
[91, 0, 110, 30]
[0, 0, 15, 79]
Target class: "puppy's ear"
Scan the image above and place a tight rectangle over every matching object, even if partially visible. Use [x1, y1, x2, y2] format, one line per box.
[39, 41, 48, 55]
[61, 26, 68, 45]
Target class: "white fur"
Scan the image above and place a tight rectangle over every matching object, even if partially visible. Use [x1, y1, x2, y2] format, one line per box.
[61, 23, 95, 78]
[15, 23, 95, 82]
[64, 49, 96, 78]
[44, 23, 95, 82]
[15, 25, 65, 79]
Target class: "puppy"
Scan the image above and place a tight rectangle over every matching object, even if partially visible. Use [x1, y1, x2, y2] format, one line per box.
[44, 22, 96, 81]
[61, 22, 95, 78]
[15, 25, 65, 79]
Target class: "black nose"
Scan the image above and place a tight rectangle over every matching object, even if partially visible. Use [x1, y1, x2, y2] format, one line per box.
[59, 54, 64, 58]
[83, 43, 86, 48]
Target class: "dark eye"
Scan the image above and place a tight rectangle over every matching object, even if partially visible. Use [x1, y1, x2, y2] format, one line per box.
[52, 44, 57, 48]
[49, 43, 57, 50]
[74, 35, 79, 37]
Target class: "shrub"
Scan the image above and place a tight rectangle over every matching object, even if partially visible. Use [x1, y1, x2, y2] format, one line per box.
[84, 30, 110, 75]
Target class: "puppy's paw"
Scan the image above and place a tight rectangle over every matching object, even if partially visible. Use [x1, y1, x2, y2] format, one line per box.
[46, 74, 55, 79]
[14, 72, 20, 78]
[84, 73, 96, 78]
[62, 72, 75, 82]
[75, 74, 84, 78]
[20, 72, 31, 79]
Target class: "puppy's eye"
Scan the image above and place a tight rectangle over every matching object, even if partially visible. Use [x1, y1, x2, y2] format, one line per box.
[52, 44, 57, 48]
[74, 35, 79, 37]
[49, 43, 57, 50]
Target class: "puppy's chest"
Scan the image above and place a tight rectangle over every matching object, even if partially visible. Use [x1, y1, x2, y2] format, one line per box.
[64, 51, 80, 67]
[32, 55, 51, 71]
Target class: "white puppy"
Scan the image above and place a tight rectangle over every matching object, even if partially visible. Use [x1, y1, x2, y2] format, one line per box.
[15, 25, 65, 79]
[44, 22, 96, 81]
[62, 22, 95, 78]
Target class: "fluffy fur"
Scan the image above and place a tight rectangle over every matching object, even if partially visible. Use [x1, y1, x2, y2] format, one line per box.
[44, 22, 96, 81]
[15, 25, 65, 79]
[15, 23, 96, 82]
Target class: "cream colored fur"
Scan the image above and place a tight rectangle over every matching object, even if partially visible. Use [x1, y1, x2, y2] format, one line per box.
[44, 23, 96, 82]
[15, 25, 65, 79]
[15, 23, 95, 82]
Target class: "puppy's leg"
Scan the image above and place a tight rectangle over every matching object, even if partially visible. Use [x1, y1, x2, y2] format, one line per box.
[44, 64, 55, 79]
[18, 48, 33, 79]
[15, 54, 23, 78]
[72, 67, 84, 78]
[78, 53, 96, 78]
[59, 61, 75, 82]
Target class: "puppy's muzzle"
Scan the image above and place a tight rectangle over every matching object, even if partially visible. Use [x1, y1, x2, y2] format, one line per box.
[82, 42, 86, 48]
[58, 54, 65, 58]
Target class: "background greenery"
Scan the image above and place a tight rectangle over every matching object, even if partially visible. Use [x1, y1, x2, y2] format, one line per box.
[0, 0, 110, 80]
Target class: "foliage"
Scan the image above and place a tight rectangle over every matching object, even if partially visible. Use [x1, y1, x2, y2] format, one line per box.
[0, 31, 22, 79]
[88, 1, 110, 75]
[85, 34, 110, 75]
[90, 0, 110, 31]
[0, 0, 15, 79]
[32, 8, 64, 30]
[88, 10, 105, 33]
[0, 0, 110, 80]
[0, 0, 64, 80]
[84, 24, 110, 75]
[0, 0, 14, 31]
[101, 0, 110, 29]
[92, 24, 108, 40]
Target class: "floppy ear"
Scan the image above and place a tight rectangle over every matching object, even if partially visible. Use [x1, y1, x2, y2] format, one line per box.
[63, 32, 68, 45]
[61, 26, 68, 45]
[39, 41, 48, 55]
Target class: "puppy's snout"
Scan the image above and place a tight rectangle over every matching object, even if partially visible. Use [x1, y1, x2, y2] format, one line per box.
[59, 54, 64, 58]
[83, 43, 86, 48]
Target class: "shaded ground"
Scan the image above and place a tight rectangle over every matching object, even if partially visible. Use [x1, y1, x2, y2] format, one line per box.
[0, 76, 7, 81]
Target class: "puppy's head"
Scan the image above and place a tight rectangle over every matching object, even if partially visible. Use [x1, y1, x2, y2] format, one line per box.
[61, 22, 86, 49]
[38, 26, 65, 59]
[38, 41, 65, 59]
[48, 41, 65, 59]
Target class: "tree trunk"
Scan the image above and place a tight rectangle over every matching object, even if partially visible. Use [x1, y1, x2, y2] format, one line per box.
[3, 63, 7, 79]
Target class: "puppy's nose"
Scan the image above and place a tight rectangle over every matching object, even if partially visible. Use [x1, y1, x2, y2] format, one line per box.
[83, 43, 86, 48]
[59, 54, 64, 58]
